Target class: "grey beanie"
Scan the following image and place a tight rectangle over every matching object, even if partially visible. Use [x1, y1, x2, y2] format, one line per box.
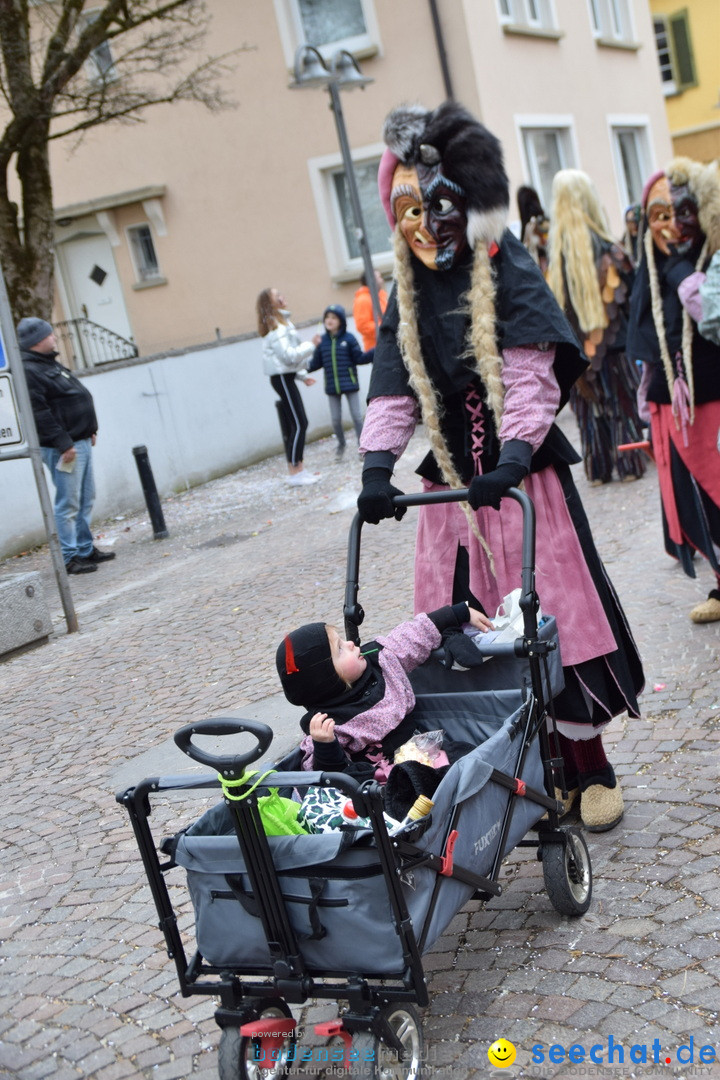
[16, 318, 53, 351]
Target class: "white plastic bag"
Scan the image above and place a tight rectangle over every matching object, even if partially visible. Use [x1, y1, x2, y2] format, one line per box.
[465, 588, 542, 651]
[491, 588, 541, 642]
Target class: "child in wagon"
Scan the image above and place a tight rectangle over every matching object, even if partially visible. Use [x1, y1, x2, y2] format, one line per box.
[276, 603, 493, 776]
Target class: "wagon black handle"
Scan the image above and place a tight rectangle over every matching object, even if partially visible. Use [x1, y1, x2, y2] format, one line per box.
[173, 717, 273, 778]
[344, 487, 537, 643]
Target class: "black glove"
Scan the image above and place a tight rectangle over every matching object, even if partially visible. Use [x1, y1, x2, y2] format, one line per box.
[467, 439, 532, 511]
[440, 628, 486, 669]
[357, 467, 407, 524]
[468, 462, 527, 510]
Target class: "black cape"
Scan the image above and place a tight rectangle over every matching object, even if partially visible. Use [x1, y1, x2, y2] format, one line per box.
[369, 230, 587, 483]
[626, 244, 720, 406]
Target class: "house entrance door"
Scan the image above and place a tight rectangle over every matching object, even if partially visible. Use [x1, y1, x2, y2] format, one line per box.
[59, 233, 133, 341]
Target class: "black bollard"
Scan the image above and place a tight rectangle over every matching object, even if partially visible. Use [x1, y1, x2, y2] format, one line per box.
[132, 445, 169, 539]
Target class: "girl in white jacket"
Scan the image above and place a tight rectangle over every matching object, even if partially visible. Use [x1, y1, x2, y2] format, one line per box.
[257, 287, 321, 486]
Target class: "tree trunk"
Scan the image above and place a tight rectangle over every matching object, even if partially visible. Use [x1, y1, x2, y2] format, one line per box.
[0, 120, 55, 322]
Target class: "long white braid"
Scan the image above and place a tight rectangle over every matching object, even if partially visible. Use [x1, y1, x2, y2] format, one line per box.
[468, 243, 505, 433]
[645, 227, 708, 425]
[393, 228, 496, 574]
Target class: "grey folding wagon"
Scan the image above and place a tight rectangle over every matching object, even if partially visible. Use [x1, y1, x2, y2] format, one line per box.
[117, 487, 592, 1080]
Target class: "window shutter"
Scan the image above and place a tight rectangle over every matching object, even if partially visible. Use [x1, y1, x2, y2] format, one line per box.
[668, 9, 697, 89]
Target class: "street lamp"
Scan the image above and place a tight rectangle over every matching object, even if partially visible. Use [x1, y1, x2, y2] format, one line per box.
[290, 44, 383, 331]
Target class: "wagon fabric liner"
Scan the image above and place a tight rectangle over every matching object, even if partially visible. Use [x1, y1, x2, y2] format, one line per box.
[173, 685, 545, 976]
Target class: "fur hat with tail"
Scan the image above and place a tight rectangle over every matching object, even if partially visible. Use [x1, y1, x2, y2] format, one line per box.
[378, 100, 509, 248]
[666, 156, 720, 257]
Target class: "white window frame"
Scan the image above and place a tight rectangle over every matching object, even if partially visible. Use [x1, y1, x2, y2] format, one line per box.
[307, 143, 393, 282]
[653, 16, 677, 95]
[515, 115, 578, 211]
[496, 0, 558, 33]
[652, 11, 697, 95]
[588, 0, 636, 46]
[607, 115, 653, 212]
[126, 222, 163, 285]
[273, 0, 381, 68]
[81, 9, 118, 84]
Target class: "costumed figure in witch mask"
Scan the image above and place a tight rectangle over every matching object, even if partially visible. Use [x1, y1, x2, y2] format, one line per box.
[546, 169, 646, 487]
[517, 184, 550, 274]
[357, 101, 645, 832]
[621, 204, 642, 268]
[627, 158, 720, 624]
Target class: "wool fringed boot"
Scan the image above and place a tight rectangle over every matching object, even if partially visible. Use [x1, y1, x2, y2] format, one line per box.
[579, 766, 624, 832]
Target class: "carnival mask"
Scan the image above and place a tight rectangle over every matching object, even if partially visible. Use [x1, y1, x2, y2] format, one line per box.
[646, 175, 702, 257]
[391, 162, 468, 271]
[669, 181, 702, 256]
[645, 176, 675, 256]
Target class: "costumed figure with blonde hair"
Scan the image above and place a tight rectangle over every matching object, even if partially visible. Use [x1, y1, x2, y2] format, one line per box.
[627, 158, 720, 624]
[547, 169, 646, 486]
[357, 102, 644, 832]
[621, 204, 642, 268]
[517, 184, 549, 273]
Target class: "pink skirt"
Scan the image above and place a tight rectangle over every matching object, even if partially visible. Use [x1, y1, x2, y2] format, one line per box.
[414, 467, 618, 668]
[650, 399, 720, 548]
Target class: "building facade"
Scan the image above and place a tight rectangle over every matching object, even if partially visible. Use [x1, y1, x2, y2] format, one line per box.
[649, 0, 720, 163]
[38, 0, 673, 361]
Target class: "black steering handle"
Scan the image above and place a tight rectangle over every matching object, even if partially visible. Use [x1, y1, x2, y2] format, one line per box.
[173, 716, 273, 778]
[344, 486, 536, 642]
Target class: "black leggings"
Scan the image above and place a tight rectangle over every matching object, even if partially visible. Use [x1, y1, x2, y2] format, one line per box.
[271, 374, 307, 466]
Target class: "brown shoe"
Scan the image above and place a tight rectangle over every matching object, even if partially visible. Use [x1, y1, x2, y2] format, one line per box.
[580, 783, 624, 832]
[689, 596, 720, 624]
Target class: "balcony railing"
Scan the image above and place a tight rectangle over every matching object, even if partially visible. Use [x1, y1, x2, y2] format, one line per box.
[55, 317, 139, 370]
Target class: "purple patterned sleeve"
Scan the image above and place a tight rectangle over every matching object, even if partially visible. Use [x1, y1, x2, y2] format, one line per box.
[498, 345, 560, 451]
[678, 272, 705, 325]
[377, 612, 442, 672]
[360, 395, 419, 457]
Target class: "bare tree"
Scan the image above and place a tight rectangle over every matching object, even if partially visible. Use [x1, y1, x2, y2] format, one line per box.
[0, 0, 246, 320]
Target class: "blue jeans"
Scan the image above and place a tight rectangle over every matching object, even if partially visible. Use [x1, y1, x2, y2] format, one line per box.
[41, 438, 95, 563]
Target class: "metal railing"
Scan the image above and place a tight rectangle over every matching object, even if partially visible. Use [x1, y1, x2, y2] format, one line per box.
[55, 317, 139, 370]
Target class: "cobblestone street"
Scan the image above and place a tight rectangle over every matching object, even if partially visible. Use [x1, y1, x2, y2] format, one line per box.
[1, 410, 719, 1080]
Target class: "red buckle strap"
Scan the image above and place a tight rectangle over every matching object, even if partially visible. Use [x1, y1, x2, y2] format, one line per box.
[440, 829, 459, 876]
[513, 778, 527, 796]
[239, 1016, 297, 1058]
[314, 1021, 353, 1069]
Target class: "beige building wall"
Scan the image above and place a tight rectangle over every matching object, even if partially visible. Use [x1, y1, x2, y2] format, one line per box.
[463, 0, 672, 226]
[36, 0, 673, 358]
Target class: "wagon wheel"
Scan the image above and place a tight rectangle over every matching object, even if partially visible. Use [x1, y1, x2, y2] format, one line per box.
[348, 1004, 425, 1080]
[541, 828, 592, 916]
[218, 999, 295, 1080]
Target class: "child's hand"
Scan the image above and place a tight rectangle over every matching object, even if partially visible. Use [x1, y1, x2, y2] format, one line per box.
[468, 606, 494, 632]
[309, 712, 336, 742]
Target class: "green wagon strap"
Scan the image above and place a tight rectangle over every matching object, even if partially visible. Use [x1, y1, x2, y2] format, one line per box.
[218, 768, 277, 801]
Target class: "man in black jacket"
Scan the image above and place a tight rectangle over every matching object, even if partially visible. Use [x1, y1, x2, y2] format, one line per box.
[17, 318, 116, 575]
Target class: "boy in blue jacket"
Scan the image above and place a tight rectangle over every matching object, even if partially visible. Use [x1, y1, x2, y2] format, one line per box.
[308, 305, 373, 457]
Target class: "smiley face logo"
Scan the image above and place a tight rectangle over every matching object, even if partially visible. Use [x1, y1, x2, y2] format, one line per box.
[488, 1039, 517, 1068]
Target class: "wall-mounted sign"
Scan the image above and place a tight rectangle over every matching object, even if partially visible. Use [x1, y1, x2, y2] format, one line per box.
[0, 373, 23, 445]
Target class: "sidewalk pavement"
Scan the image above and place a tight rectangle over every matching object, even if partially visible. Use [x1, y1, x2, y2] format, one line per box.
[1, 412, 719, 1080]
